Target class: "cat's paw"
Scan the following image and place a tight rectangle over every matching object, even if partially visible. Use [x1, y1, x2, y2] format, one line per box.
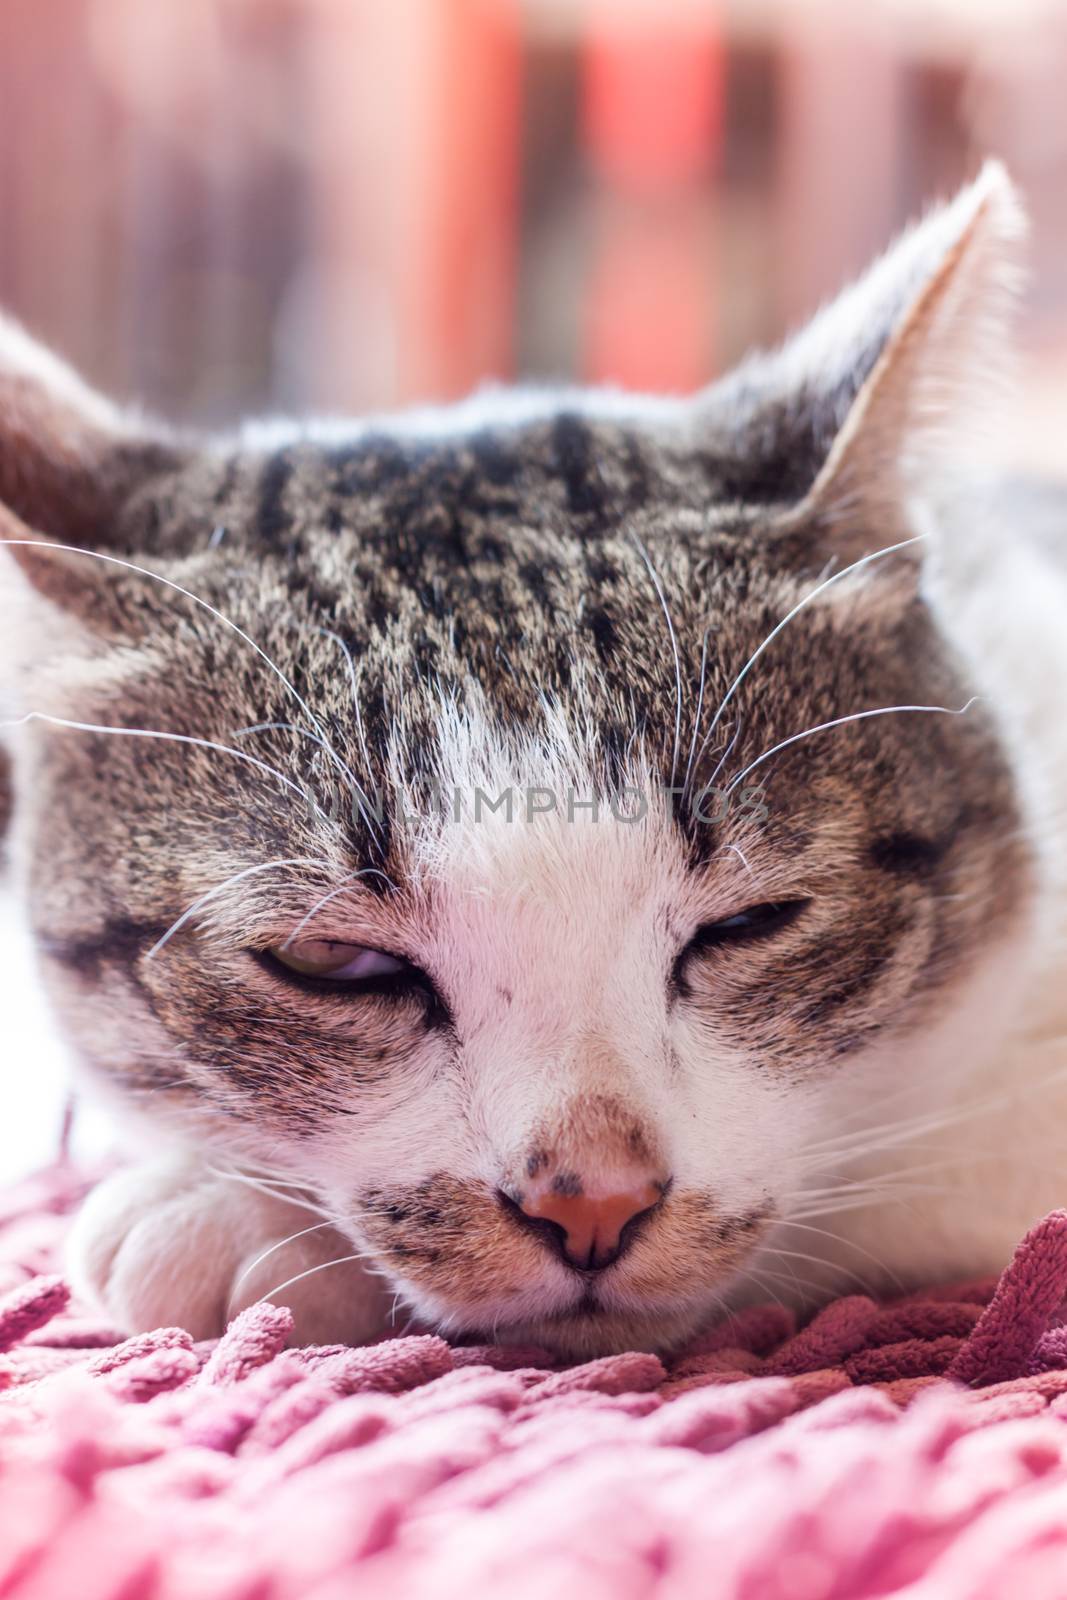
[66, 1155, 392, 1344]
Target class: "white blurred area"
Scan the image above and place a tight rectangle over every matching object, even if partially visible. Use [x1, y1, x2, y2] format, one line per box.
[0, 889, 68, 1177]
[4, 0, 1067, 449]
[0, 889, 113, 1180]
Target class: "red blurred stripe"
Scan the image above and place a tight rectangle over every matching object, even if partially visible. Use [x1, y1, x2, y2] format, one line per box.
[413, 0, 522, 397]
[579, 4, 724, 392]
[582, 11, 724, 190]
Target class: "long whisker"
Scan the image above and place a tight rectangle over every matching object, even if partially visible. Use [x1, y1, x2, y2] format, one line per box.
[757, 1244, 872, 1292]
[771, 1218, 905, 1288]
[229, 1220, 342, 1301]
[205, 1165, 335, 1220]
[724, 699, 978, 794]
[233, 720, 383, 842]
[701, 533, 926, 752]
[628, 530, 683, 786]
[234, 721, 340, 758]
[0, 711, 325, 817]
[786, 1141, 1067, 1223]
[781, 1194, 935, 1224]
[692, 717, 741, 800]
[260, 1250, 375, 1305]
[0, 537, 357, 803]
[682, 622, 715, 799]
[735, 1264, 792, 1312]
[315, 627, 381, 840]
[146, 856, 333, 960]
[793, 1059, 1067, 1169]
[282, 866, 399, 950]
[785, 1173, 946, 1205]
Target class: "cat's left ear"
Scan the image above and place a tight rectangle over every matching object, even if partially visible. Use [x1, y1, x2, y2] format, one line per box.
[0, 314, 183, 627]
[703, 161, 1026, 567]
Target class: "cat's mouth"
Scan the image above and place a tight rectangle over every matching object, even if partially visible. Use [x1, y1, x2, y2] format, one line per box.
[351, 1178, 775, 1357]
[418, 1265, 732, 1358]
[384, 1259, 721, 1357]
[549, 1286, 604, 1321]
[459, 1291, 712, 1359]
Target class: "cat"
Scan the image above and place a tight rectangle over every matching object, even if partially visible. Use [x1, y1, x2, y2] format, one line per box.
[3, 161, 1067, 1359]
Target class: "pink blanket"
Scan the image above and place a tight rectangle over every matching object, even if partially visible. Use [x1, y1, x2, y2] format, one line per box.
[5, 1166, 1067, 1598]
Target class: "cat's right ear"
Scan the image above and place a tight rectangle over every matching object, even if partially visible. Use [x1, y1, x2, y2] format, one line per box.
[0, 313, 182, 632]
[698, 162, 1026, 573]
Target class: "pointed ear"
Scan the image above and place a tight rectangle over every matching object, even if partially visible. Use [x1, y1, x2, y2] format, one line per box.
[0, 314, 182, 626]
[0, 505, 148, 638]
[704, 161, 1026, 568]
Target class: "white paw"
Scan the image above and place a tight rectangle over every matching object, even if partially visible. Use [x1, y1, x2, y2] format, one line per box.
[66, 1154, 392, 1344]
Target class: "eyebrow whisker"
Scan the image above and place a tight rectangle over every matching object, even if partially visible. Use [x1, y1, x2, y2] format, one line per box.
[628, 529, 683, 787]
[724, 699, 979, 793]
[701, 533, 927, 753]
[281, 866, 399, 950]
[682, 621, 715, 800]
[145, 856, 335, 960]
[315, 626, 383, 848]
[1, 710, 327, 818]
[233, 719, 383, 843]
[0, 536, 359, 810]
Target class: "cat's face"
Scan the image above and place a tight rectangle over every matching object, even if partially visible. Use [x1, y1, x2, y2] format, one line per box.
[0, 164, 1037, 1354]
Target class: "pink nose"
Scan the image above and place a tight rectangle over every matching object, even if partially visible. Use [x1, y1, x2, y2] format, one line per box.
[516, 1178, 665, 1270]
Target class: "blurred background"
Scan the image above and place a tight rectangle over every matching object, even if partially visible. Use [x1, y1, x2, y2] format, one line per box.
[3, 0, 1067, 1177]
[1, 0, 1066, 474]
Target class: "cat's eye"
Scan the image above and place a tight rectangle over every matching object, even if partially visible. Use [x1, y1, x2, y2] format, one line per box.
[266, 939, 413, 983]
[257, 937, 447, 1020]
[676, 900, 809, 980]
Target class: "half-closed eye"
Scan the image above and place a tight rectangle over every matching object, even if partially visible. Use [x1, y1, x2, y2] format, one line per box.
[254, 938, 449, 1021]
[270, 939, 410, 980]
[674, 899, 810, 985]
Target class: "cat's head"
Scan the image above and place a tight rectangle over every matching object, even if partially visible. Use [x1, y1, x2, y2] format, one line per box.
[0, 164, 1038, 1354]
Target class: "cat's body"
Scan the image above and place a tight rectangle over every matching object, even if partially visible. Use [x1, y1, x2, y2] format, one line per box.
[2, 163, 1067, 1356]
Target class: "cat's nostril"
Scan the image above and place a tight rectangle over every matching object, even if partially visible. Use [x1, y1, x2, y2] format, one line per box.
[500, 1177, 668, 1271]
[498, 1194, 573, 1266]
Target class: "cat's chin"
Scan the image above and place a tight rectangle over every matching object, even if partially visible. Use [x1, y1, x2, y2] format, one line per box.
[444, 1299, 714, 1361]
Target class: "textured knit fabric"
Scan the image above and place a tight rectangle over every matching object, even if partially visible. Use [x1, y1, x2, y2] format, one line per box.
[5, 1164, 1067, 1598]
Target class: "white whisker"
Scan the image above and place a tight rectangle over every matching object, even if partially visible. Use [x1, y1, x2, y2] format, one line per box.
[229, 1220, 341, 1302]
[772, 1218, 904, 1288]
[682, 622, 715, 799]
[205, 1165, 335, 1220]
[146, 857, 332, 960]
[701, 532, 927, 755]
[725, 699, 979, 794]
[758, 1244, 872, 1292]
[1, 711, 325, 817]
[629, 530, 683, 786]
[713, 841, 759, 885]
[694, 717, 742, 798]
[282, 866, 399, 949]
[260, 1250, 375, 1305]
[0, 537, 357, 805]
[233, 719, 383, 843]
[740, 1263, 802, 1310]
[784, 1197, 927, 1225]
[315, 626, 377, 814]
